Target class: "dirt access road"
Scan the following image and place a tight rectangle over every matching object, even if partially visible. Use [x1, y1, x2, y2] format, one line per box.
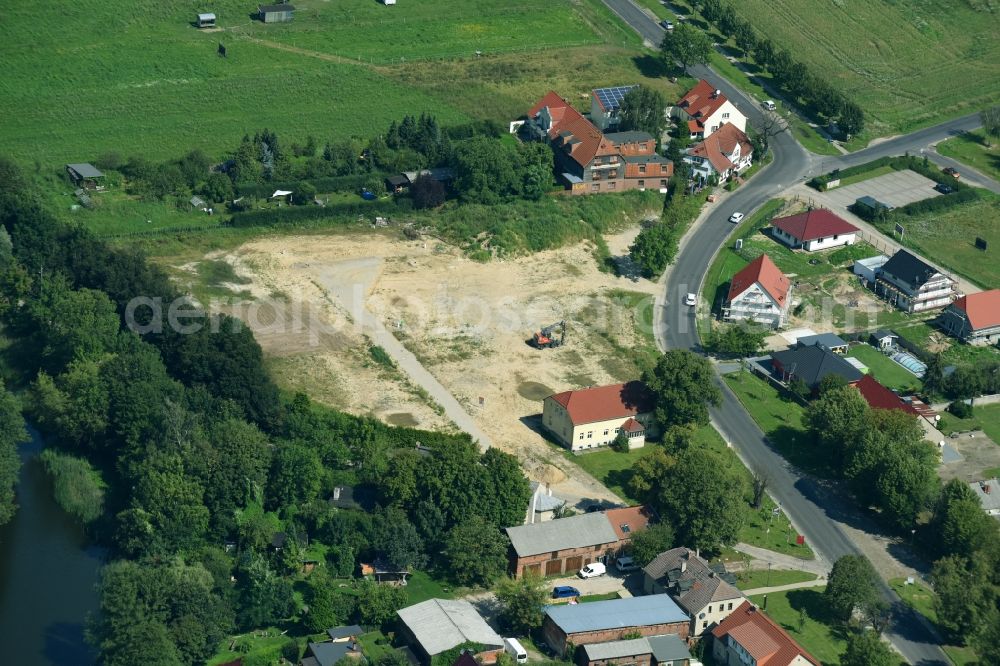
[206, 226, 658, 508]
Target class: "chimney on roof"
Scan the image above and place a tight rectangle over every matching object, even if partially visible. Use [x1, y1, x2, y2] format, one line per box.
[713, 89, 721, 98]
[681, 561, 687, 573]
[696, 548, 700, 559]
[333, 487, 341, 500]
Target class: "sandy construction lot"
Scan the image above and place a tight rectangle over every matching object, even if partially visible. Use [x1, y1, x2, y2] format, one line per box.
[197, 227, 659, 505]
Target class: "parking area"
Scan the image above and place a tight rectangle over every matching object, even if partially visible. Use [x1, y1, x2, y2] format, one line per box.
[823, 169, 943, 209]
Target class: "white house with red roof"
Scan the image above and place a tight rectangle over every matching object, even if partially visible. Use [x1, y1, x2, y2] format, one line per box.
[711, 602, 819, 666]
[672, 79, 746, 139]
[684, 122, 753, 182]
[770, 209, 859, 252]
[723, 254, 793, 329]
[938, 289, 1000, 346]
[541, 381, 656, 451]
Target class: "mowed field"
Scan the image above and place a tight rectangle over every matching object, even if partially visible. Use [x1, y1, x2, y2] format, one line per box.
[0, 0, 648, 165]
[733, 0, 1000, 137]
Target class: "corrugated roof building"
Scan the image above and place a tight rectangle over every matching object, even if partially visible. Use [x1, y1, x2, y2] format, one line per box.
[542, 595, 690, 656]
[396, 599, 503, 665]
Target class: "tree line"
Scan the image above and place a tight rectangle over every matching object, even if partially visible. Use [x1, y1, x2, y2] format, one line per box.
[661, 0, 863, 136]
[0, 158, 531, 665]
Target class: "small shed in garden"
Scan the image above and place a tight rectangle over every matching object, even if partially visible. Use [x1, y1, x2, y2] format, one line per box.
[66, 163, 104, 189]
[258, 3, 295, 22]
[195, 13, 216, 28]
[870, 329, 898, 350]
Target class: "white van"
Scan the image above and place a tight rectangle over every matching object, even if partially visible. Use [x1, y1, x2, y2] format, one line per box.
[578, 562, 607, 578]
[504, 637, 528, 663]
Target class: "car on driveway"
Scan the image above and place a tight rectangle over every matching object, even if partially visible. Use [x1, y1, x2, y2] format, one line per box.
[552, 585, 581, 600]
[942, 167, 960, 179]
[614, 556, 638, 572]
[684, 293, 697, 306]
[729, 211, 745, 223]
[659, 19, 673, 30]
[578, 562, 606, 579]
[934, 182, 954, 194]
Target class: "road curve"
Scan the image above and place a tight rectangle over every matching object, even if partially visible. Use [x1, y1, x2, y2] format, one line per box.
[602, 0, 958, 663]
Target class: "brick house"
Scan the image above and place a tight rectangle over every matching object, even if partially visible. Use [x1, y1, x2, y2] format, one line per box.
[710, 602, 819, 666]
[683, 122, 753, 182]
[671, 79, 747, 139]
[542, 595, 690, 656]
[875, 249, 957, 313]
[722, 254, 792, 329]
[542, 381, 657, 452]
[525, 91, 673, 195]
[504, 507, 652, 577]
[770, 209, 859, 252]
[938, 289, 1000, 346]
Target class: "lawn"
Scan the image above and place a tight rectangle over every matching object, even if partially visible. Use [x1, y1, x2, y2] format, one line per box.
[740, 498, 816, 560]
[0, 0, 649, 167]
[868, 193, 1000, 290]
[722, 371, 821, 475]
[832, 164, 897, 188]
[404, 570, 463, 605]
[936, 131, 1000, 183]
[579, 592, 621, 603]
[727, 0, 1000, 139]
[889, 578, 981, 666]
[357, 631, 396, 662]
[747, 588, 847, 665]
[846, 344, 922, 393]
[735, 569, 817, 591]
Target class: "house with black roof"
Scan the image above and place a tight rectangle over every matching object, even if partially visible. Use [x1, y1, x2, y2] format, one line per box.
[770, 344, 863, 391]
[259, 3, 294, 22]
[875, 249, 956, 313]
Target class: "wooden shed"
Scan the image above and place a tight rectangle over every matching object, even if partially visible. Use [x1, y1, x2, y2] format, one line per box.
[258, 3, 295, 22]
[195, 12, 216, 28]
[66, 163, 105, 190]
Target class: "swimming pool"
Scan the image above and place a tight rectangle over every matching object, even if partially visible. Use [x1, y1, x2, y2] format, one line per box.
[891, 351, 927, 377]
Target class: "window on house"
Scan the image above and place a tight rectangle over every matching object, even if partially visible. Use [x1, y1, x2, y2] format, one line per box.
[833, 234, 839, 240]
[608, 181, 616, 190]
[603, 429, 609, 436]
[722, 112, 730, 119]
[587, 431, 593, 438]
[591, 183, 600, 192]
[708, 605, 712, 613]
[702, 621, 707, 629]
[660, 180, 667, 187]
[639, 164, 646, 174]
[638, 180, 645, 188]
[578, 433, 584, 440]
[551, 551, 559, 558]
[728, 602, 733, 610]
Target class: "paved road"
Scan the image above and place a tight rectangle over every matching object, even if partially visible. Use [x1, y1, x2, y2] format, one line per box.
[603, 0, 962, 662]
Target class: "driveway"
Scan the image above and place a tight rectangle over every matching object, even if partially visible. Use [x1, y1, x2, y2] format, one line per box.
[822, 169, 943, 209]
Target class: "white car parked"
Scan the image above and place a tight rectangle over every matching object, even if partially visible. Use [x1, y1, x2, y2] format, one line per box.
[684, 293, 697, 307]
[729, 211, 745, 223]
[578, 562, 607, 579]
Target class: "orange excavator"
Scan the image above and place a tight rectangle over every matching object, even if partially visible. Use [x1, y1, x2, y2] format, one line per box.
[531, 321, 567, 349]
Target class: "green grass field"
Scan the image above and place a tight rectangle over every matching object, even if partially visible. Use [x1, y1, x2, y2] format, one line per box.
[889, 578, 981, 666]
[731, 0, 1000, 139]
[736, 568, 817, 591]
[747, 588, 846, 664]
[936, 131, 1000, 183]
[846, 344, 922, 393]
[869, 194, 1000, 290]
[0, 0, 666, 167]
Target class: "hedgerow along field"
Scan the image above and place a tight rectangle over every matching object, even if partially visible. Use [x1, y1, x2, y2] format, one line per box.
[726, 0, 1000, 139]
[0, 0, 624, 165]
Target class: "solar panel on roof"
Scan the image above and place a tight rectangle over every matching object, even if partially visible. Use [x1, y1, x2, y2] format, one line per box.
[595, 85, 637, 111]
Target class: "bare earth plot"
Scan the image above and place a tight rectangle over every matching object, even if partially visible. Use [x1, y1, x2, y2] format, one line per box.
[196, 229, 660, 506]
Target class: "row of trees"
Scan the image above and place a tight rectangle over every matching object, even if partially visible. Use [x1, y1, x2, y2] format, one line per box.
[677, 0, 864, 136]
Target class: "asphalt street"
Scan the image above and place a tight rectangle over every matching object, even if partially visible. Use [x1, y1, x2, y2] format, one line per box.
[600, 0, 977, 662]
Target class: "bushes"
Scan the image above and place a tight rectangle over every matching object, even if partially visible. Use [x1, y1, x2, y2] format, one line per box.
[38, 449, 106, 523]
[234, 173, 387, 198]
[229, 198, 402, 228]
[948, 401, 973, 419]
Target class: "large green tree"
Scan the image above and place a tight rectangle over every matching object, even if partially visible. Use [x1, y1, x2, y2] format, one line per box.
[840, 630, 895, 666]
[496, 572, 546, 634]
[356, 580, 408, 627]
[929, 479, 1000, 559]
[803, 383, 869, 471]
[476, 448, 531, 528]
[628, 522, 676, 567]
[27, 281, 121, 374]
[659, 23, 713, 71]
[653, 449, 746, 551]
[267, 443, 323, 509]
[444, 515, 509, 586]
[931, 553, 997, 640]
[642, 350, 722, 429]
[825, 555, 879, 623]
[0, 383, 26, 526]
[619, 86, 668, 142]
[629, 223, 677, 278]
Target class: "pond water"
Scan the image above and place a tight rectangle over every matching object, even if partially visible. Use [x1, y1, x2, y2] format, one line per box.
[0, 429, 102, 664]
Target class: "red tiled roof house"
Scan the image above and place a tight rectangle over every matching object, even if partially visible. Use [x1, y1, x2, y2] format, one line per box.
[711, 602, 819, 666]
[542, 381, 657, 451]
[684, 122, 754, 182]
[770, 209, 860, 252]
[672, 79, 747, 139]
[722, 254, 793, 329]
[938, 289, 1000, 346]
[854, 375, 921, 416]
[525, 92, 673, 195]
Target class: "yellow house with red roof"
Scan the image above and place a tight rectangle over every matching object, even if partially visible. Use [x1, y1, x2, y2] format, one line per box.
[541, 381, 656, 451]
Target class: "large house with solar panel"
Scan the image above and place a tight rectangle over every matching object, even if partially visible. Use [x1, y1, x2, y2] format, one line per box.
[525, 91, 673, 195]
